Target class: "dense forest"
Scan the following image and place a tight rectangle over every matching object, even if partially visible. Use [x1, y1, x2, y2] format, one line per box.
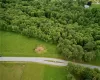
[0, 0, 100, 62]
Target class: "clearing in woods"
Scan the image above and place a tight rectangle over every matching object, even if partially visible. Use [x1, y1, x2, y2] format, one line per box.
[0, 31, 61, 58]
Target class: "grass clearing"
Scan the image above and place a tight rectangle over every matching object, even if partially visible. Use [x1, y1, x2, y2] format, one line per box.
[92, 4, 100, 8]
[0, 62, 67, 80]
[0, 62, 24, 80]
[0, 31, 62, 58]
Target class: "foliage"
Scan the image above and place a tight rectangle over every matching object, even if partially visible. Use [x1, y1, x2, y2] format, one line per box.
[67, 63, 100, 80]
[0, 0, 100, 62]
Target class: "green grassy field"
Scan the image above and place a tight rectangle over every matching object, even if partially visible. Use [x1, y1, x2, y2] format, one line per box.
[0, 31, 62, 58]
[0, 62, 67, 80]
[92, 4, 100, 8]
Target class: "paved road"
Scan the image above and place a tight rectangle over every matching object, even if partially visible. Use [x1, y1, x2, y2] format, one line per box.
[0, 57, 100, 70]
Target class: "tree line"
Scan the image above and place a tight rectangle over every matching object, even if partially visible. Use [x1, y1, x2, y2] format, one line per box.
[66, 63, 100, 80]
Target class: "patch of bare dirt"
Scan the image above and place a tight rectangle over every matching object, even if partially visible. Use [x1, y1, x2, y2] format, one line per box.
[35, 45, 46, 54]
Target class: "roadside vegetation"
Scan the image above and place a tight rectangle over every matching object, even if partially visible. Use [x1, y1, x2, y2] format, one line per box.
[0, 62, 100, 80]
[67, 63, 100, 80]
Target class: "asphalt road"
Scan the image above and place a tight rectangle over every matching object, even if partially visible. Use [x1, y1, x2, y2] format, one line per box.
[0, 57, 100, 70]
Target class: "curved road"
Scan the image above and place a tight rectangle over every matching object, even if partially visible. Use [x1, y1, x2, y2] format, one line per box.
[0, 57, 100, 70]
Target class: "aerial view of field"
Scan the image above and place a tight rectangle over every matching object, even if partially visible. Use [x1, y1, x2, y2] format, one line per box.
[0, 0, 100, 80]
[0, 62, 67, 80]
[0, 31, 60, 58]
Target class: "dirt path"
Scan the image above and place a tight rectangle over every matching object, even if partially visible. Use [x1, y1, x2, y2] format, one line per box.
[0, 57, 100, 70]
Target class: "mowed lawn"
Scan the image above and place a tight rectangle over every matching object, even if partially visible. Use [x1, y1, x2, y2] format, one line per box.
[0, 31, 61, 58]
[0, 62, 67, 80]
[92, 4, 100, 8]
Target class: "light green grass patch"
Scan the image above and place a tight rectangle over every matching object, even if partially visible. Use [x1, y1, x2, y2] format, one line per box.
[0, 62, 67, 80]
[0, 62, 24, 80]
[0, 31, 62, 58]
[92, 4, 100, 8]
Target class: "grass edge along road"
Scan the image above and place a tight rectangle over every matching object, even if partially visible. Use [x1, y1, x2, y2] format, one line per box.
[0, 62, 67, 80]
[0, 57, 100, 69]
